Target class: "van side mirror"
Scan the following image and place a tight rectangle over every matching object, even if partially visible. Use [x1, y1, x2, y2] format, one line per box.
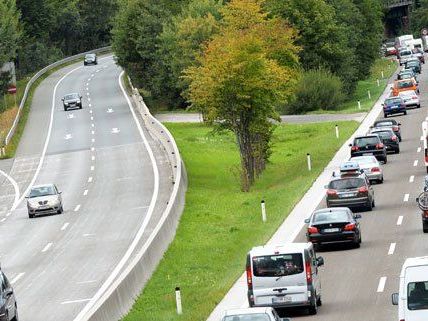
[304, 218, 310, 224]
[354, 214, 362, 219]
[392, 293, 399, 305]
[316, 256, 324, 267]
[4, 289, 13, 297]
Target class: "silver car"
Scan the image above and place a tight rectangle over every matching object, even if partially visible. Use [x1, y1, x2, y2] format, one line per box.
[399, 90, 421, 109]
[350, 156, 383, 183]
[26, 184, 63, 218]
[62, 93, 82, 111]
[221, 308, 291, 321]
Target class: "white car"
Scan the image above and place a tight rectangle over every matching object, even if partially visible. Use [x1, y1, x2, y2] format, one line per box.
[399, 90, 421, 109]
[350, 156, 383, 183]
[26, 184, 63, 218]
[221, 307, 291, 321]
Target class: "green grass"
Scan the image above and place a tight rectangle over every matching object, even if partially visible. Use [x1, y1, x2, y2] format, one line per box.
[123, 121, 359, 321]
[309, 58, 398, 114]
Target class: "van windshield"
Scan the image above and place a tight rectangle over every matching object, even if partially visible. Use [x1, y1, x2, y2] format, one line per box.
[223, 314, 270, 321]
[408, 281, 428, 310]
[252, 253, 303, 277]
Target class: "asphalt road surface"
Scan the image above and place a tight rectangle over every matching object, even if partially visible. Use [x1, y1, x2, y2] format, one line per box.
[0, 56, 171, 320]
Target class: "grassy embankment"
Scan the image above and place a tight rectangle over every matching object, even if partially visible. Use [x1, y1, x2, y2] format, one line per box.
[123, 121, 359, 321]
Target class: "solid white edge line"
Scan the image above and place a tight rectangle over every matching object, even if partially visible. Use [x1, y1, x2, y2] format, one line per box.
[404, 193, 410, 202]
[397, 216, 404, 225]
[42, 242, 53, 253]
[388, 243, 396, 255]
[62, 298, 92, 305]
[11, 272, 25, 285]
[73, 70, 160, 321]
[377, 276, 387, 292]
[11, 56, 113, 213]
[0, 169, 20, 211]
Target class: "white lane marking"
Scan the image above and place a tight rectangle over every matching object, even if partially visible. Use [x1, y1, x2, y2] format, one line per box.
[91, 74, 94, 77]
[0, 169, 20, 211]
[42, 243, 53, 253]
[61, 223, 69, 231]
[83, 234, 95, 237]
[91, 138, 95, 143]
[87, 78, 91, 81]
[77, 280, 97, 285]
[88, 177, 93, 183]
[421, 136, 424, 141]
[388, 243, 396, 255]
[414, 160, 419, 167]
[418, 147, 422, 153]
[67, 113, 75, 119]
[96, 70, 100, 73]
[74, 70, 160, 321]
[11, 273, 25, 285]
[377, 277, 387, 292]
[90, 116, 94, 121]
[86, 93, 90, 96]
[86, 83, 89, 86]
[111, 128, 120, 134]
[88, 98, 91, 102]
[83, 189, 88, 196]
[86, 87, 89, 91]
[90, 166, 94, 171]
[61, 298, 92, 305]
[6, 212, 11, 217]
[65, 134, 72, 140]
[74, 205, 81, 212]
[89, 105, 92, 109]
[107, 108, 114, 113]
[404, 193, 410, 202]
[91, 123, 95, 128]
[91, 156, 95, 161]
[91, 147, 95, 152]
[410, 175, 415, 183]
[91, 131, 95, 135]
[0, 218, 6, 222]
[397, 216, 404, 225]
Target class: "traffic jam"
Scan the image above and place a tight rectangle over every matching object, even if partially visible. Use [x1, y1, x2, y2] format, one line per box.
[221, 34, 428, 321]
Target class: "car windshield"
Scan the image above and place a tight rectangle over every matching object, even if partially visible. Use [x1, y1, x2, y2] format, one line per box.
[385, 98, 402, 105]
[400, 50, 412, 56]
[398, 81, 413, 88]
[372, 131, 393, 139]
[252, 253, 304, 277]
[400, 72, 413, 78]
[351, 156, 377, 165]
[223, 314, 271, 321]
[86, 54, 95, 59]
[65, 94, 78, 100]
[408, 281, 428, 310]
[329, 178, 365, 190]
[29, 186, 56, 198]
[375, 120, 396, 127]
[354, 137, 379, 146]
[313, 210, 349, 223]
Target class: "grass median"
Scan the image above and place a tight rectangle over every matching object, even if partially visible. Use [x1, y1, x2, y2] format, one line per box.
[123, 121, 359, 321]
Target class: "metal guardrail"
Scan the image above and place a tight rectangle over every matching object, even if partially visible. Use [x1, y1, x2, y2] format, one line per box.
[3, 46, 112, 148]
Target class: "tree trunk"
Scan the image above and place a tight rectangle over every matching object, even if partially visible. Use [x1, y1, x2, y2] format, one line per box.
[236, 126, 255, 192]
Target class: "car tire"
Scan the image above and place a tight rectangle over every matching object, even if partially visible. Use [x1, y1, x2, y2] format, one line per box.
[366, 200, 373, 211]
[64, 106, 67, 111]
[28, 213, 35, 219]
[395, 147, 400, 154]
[11, 307, 18, 321]
[398, 136, 402, 142]
[384, 113, 388, 118]
[79, 104, 83, 109]
[57, 206, 63, 214]
[379, 176, 384, 184]
[354, 239, 360, 248]
[316, 295, 322, 307]
[383, 155, 387, 164]
[418, 104, 421, 108]
[308, 299, 318, 315]
[404, 110, 407, 115]
[372, 199, 375, 208]
[313, 243, 320, 252]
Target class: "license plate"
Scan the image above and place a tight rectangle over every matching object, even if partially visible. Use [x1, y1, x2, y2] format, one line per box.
[323, 228, 340, 233]
[363, 153, 373, 156]
[340, 192, 356, 198]
[38, 206, 49, 209]
[272, 296, 292, 304]
[392, 105, 398, 109]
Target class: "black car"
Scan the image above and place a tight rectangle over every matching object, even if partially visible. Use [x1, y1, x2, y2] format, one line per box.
[0, 269, 18, 321]
[350, 135, 387, 163]
[84, 53, 97, 65]
[371, 128, 400, 154]
[305, 207, 362, 250]
[62, 93, 82, 111]
[382, 96, 407, 118]
[372, 119, 402, 141]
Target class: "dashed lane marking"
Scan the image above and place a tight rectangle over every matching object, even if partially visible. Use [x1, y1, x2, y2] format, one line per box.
[404, 194, 410, 202]
[388, 243, 396, 255]
[397, 216, 404, 226]
[377, 277, 387, 293]
[418, 147, 422, 153]
[61, 298, 92, 305]
[410, 175, 415, 183]
[83, 190, 88, 196]
[414, 160, 419, 167]
[42, 243, 53, 253]
[74, 205, 81, 212]
[11, 273, 25, 285]
[61, 223, 69, 231]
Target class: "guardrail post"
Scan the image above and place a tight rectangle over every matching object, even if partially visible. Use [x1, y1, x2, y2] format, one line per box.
[175, 287, 183, 315]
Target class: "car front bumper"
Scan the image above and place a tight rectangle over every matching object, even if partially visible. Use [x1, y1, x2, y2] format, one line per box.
[28, 204, 61, 215]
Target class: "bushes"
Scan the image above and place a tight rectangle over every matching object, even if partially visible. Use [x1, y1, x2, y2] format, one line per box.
[285, 69, 345, 114]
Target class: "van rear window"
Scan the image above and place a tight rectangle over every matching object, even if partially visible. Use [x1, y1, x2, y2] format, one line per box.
[408, 281, 428, 310]
[252, 253, 303, 277]
[223, 314, 270, 321]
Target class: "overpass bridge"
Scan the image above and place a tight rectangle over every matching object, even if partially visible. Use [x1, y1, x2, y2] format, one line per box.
[385, 0, 413, 8]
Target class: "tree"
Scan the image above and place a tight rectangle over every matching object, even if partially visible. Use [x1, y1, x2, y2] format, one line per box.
[0, 0, 21, 66]
[411, 0, 428, 37]
[184, 0, 300, 191]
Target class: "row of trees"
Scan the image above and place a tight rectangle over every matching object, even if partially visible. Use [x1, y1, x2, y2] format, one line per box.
[113, 0, 384, 190]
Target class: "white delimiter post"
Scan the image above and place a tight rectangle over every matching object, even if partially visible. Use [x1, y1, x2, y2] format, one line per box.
[357, 100, 361, 109]
[175, 287, 183, 315]
[307, 153, 312, 171]
[335, 125, 339, 139]
[261, 200, 267, 222]
[377, 79, 380, 87]
[368, 90, 371, 100]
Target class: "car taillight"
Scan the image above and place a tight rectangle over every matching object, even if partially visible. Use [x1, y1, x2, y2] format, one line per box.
[246, 265, 253, 290]
[308, 226, 319, 234]
[305, 260, 312, 284]
[392, 126, 399, 131]
[344, 223, 356, 231]
[413, 96, 418, 99]
[351, 146, 359, 151]
[392, 135, 398, 141]
[376, 143, 384, 149]
[327, 189, 337, 196]
[423, 211, 428, 218]
[371, 167, 380, 172]
[358, 186, 368, 193]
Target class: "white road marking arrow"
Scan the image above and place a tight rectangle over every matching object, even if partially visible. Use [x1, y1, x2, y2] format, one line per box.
[65, 134, 72, 140]
[107, 108, 114, 113]
[111, 128, 120, 134]
[67, 113, 74, 119]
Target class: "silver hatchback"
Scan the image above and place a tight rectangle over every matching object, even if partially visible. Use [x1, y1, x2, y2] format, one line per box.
[350, 156, 383, 183]
[26, 184, 63, 218]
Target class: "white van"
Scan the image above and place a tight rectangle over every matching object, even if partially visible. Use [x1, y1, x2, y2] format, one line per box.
[392, 256, 428, 321]
[246, 243, 324, 315]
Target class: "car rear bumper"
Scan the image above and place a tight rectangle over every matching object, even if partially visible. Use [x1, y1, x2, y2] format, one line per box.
[384, 107, 406, 115]
[327, 196, 370, 207]
[308, 231, 357, 244]
[351, 150, 386, 159]
[404, 101, 420, 108]
[364, 171, 383, 181]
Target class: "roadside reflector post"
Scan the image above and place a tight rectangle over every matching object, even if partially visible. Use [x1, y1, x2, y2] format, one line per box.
[357, 100, 361, 110]
[368, 90, 371, 100]
[307, 153, 312, 171]
[377, 79, 380, 87]
[261, 200, 267, 222]
[175, 287, 183, 315]
[381, 71, 385, 79]
[335, 125, 339, 139]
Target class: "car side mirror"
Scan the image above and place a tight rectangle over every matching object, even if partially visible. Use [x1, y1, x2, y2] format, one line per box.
[354, 214, 362, 219]
[61, 98, 64, 101]
[304, 218, 310, 224]
[348, 143, 352, 147]
[5, 289, 13, 297]
[416, 197, 420, 203]
[25, 195, 29, 199]
[392, 293, 399, 305]
[58, 191, 62, 194]
[316, 256, 324, 267]
[398, 123, 401, 126]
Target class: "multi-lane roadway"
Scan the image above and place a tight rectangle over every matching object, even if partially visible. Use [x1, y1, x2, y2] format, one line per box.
[0, 56, 171, 320]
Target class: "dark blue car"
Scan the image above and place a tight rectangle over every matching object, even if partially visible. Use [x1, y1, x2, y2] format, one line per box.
[383, 96, 407, 118]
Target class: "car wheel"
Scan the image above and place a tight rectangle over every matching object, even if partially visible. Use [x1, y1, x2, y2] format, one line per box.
[64, 107, 67, 111]
[354, 238, 360, 248]
[79, 104, 83, 109]
[372, 199, 375, 208]
[418, 104, 421, 108]
[379, 176, 384, 184]
[383, 156, 387, 164]
[383, 113, 388, 118]
[316, 295, 322, 307]
[404, 110, 407, 115]
[308, 299, 318, 315]
[11, 307, 18, 321]
[395, 147, 400, 154]
[366, 200, 373, 211]
[398, 136, 402, 142]
[359, 232, 362, 244]
[313, 243, 320, 252]
[28, 213, 35, 219]
[57, 206, 63, 214]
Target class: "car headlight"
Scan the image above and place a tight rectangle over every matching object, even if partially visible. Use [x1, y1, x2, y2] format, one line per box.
[28, 201, 38, 207]
[64, 102, 69, 105]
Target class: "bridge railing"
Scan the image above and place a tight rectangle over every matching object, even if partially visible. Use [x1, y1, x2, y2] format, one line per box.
[385, 0, 413, 8]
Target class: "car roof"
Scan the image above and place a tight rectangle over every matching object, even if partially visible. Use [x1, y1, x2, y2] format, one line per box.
[350, 155, 377, 161]
[313, 207, 350, 214]
[401, 257, 428, 276]
[65, 93, 79, 97]
[223, 307, 272, 316]
[329, 172, 366, 182]
[372, 128, 394, 133]
[250, 243, 311, 256]
[374, 119, 397, 124]
[354, 134, 379, 139]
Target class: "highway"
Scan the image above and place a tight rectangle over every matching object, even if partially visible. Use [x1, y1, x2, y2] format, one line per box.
[208, 61, 428, 321]
[0, 56, 172, 321]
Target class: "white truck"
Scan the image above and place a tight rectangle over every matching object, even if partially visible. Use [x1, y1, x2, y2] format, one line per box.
[392, 257, 428, 321]
[422, 121, 428, 173]
[396, 34, 415, 49]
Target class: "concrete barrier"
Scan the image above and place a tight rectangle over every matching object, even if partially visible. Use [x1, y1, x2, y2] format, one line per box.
[3, 46, 112, 147]
[75, 76, 187, 321]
